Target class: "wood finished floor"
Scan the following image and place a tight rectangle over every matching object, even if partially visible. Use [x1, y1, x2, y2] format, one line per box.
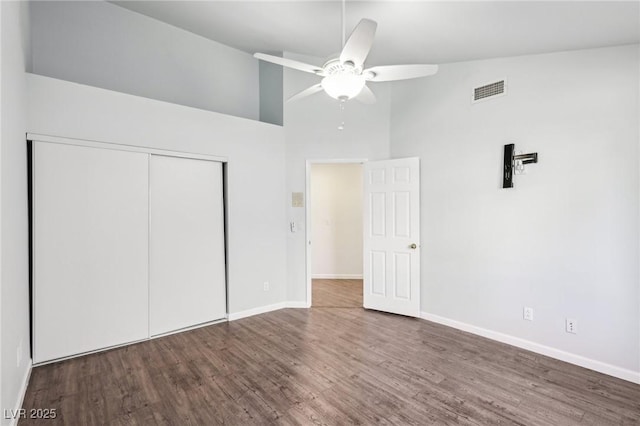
[312, 279, 362, 308]
[20, 292, 640, 425]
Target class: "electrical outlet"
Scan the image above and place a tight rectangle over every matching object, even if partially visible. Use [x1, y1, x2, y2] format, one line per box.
[566, 318, 577, 334]
[263, 281, 270, 291]
[523, 306, 534, 321]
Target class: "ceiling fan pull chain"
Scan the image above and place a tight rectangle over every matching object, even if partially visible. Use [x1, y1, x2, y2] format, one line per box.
[338, 102, 345, 131]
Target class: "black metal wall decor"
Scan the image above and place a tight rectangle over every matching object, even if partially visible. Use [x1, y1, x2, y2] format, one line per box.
[503, 143, 538, 188]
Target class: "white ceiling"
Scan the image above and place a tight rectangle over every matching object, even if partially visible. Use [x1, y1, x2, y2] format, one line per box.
[112, 1, 640, 66]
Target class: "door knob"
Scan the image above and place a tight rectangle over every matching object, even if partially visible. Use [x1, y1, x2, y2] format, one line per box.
[409, 243, 417, 249]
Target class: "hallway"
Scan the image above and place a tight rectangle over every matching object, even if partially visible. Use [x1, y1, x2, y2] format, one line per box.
[311, 279, 362, 308]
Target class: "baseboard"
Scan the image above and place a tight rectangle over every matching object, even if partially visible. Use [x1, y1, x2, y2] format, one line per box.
[227, 301, 313, 321]
[286, 301, 311, 308]
[312, 274, 363, 279]
[228, 302, 287, 321]
[420, 312, 640, 385]
[6, 362, 32, 426]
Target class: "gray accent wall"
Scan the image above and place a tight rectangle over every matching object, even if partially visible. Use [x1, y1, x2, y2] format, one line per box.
[259, 56, 283, 126]
[30, 1, 259, 121]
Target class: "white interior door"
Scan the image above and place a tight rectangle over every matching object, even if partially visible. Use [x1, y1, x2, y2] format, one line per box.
[363, 157, 420, 317]
[149, 155, 226, 336]
[33, 142, 149, 363]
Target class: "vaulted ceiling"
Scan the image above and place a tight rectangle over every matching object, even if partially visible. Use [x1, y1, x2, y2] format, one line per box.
[112, 1, 639, 66]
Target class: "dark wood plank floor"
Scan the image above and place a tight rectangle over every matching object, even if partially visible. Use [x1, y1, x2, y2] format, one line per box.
[312, 279, 362, 308]
[20, 307, 640, 425]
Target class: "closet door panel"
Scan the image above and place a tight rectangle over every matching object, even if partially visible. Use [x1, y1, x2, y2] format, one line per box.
[33, 142, 149, 363]
[149, 155, 226, 336]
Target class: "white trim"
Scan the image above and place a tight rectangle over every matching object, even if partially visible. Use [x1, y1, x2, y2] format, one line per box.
[7, 362, 32, 426]
[286, 301, 311, 308]
[420, 311, 640, 385]
[228, 301, 311, 321]
[27, 133, 228, 163]
[311, 274, 363, 279]
[228, 302, 287, 321]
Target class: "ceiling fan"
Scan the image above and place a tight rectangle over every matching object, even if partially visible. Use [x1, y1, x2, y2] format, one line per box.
[254, 3, 438, 104]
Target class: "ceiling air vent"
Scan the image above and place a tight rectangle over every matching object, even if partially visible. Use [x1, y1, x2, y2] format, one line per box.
[472, 79, 506, 103]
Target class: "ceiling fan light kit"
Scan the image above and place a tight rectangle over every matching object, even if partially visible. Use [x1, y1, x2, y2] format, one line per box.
[321, 72, 366, 101]
[254, 5, 438, 105]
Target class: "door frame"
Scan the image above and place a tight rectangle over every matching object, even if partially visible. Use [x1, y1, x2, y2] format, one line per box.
[305, 158, 368, 308]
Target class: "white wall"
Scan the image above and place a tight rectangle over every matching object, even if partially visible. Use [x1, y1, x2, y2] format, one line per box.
[390, 45, 640, 380]
[284, 52, 391, 303]
[30, 1, 259, 121]
[27, 74, 287, 317]
[1, 2, 4, 415]
[310, 163, 363, 278]
[1, 2, 32, 424]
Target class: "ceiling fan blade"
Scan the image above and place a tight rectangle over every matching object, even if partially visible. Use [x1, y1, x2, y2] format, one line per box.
[254, 53, 323, 75]
[365, 64, 439, 82]
[339, 19, 377, 67]
[355, 85, 376, 104]
[287, 84, 324, 102]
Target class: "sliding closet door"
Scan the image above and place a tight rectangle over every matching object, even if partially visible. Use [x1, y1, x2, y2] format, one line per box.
[149, 155, 226, 336]
[33, 142, 149, 363]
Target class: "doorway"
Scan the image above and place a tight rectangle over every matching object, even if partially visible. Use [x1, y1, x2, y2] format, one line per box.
[307, 161, 364, 308]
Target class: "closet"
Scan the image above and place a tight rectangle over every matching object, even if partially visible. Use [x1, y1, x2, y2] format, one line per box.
[31, 137, 227, 364]
[149, 155, 226, 336]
